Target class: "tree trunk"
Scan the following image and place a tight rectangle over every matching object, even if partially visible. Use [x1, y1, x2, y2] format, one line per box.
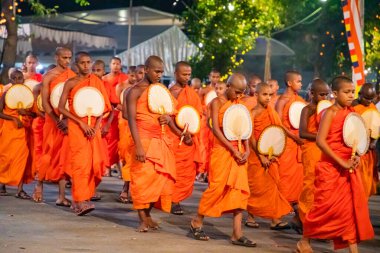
[0, 0, 18, 84]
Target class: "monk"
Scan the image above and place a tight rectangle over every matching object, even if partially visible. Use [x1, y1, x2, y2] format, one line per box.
[135, 64, 145, 82]
[245, 82, 292, 230]
[23, 54, 43, 82]
[298, 79, 330, 223]
[190, 73, 255, 247]
[268, 79, 280, 107]
[102, 57, 128, 176]
[0, 70, 36, 198]
[190, 77, 202, 93]
[91, 60, 106, 79]
[127, 55, 176, 232]
[58, 51, 111, 215]
[168, 61, 203, 215]
[352, 83, 379, 197]
[242, 74, 262, 110]
[275, 70, 305, 231]
[297, 76, 374, 253]
[36, 47, 76, 205]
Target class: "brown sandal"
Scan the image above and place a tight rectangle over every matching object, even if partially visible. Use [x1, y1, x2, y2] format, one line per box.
[15, 190, 31, 200]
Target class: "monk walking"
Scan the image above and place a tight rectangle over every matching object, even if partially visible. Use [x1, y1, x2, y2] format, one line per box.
[23, 54, 43, 82]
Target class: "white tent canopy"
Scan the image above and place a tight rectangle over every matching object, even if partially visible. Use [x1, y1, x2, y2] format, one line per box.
[118, 26, 197, 75]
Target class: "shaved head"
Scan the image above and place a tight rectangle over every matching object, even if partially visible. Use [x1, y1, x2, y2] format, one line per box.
[331, 76, 352, 91]
[145, 55, 164, 68]
[191, 78, 201, 89]
[226, 73, 247, 92]
[55, 47, 72, 56]
[310, 78, 328, 92]
[359, 83, 376, 96]
[255, 82, 271, 93]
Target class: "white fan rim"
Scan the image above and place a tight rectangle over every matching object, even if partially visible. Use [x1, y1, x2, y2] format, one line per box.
[5, 84, 34, 109]
[73, 86, 105, 117]
[175, 105, 201, 134]
[147, 83, 175, 114]
[222, 103, 252, 141]
[257, 125, 286, 156]
[342, 112, 369, 156]
[289, 101, 307, 129]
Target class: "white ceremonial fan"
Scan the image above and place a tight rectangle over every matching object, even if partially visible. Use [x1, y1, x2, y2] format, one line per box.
[73, 86, 105, 126]
[50, 82, 69, 110]
[148, 83, 175, 133]
[176, 105, 201, 145]
[289, 101, 307, 129]
[204, 90, 217, 106]
[343, 112, 369, 172]
[5, 84, 34, 120]
[361, 109, 380, 139]
[223, 104, 252, 152]
[37, 94, 44, 112]
[24, 79, 40, 91]
[316, 100, 333, 115]
[257, 125, 286, 160]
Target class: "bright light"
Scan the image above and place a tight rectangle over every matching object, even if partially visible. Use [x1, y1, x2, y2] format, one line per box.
[320, 0, 327, 2]
[118, 10, 127, 18]
[198, 42, 203, 48]
[228, 3, 234, 11]
[36, 64, 43, 71]
[218, 38, 222, 43]
[364, 69, 368, 75]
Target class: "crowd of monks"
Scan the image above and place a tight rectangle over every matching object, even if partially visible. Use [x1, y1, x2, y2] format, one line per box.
[0, 47, 378, 252]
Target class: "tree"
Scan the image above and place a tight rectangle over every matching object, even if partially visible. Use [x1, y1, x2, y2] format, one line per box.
[0, 0, 89, 84]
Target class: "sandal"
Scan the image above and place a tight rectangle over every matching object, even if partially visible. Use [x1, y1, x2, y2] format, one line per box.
[245, 220, 260, 228]
[270, 221, 291, 230]
[118, 194, 130, 204]
[15, 190, 31, 200]
[90, 194, 102, 201]
[75, 202, 95, 216]
[56, 198, 72, 207]
[190, 224, 209, 241]
[171, 203, 184, 215]
[231, 236, 257, 247]
[0, 190, 9, 196]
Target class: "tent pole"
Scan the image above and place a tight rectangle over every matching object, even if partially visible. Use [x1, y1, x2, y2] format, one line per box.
[264, 37, 271, 82]
[127, 0, 133, 65]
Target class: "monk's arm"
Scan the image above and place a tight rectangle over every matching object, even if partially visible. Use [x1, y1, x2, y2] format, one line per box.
[299, 105, 317, 141]
[122, 90, 129, 120]
[41, 74, 59, 122]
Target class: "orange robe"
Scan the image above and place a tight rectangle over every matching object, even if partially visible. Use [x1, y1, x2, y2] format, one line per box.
[198, 100, 250, 217]
[298, 112, 321, 222]
[304, 107, 374, 250]
[0, 97, 33, 186]
[102, 73, 128, 166]
[269, 94, 279, 108]
[170, 85, 203, 203]
[66, 74, 111, 202]
[119, 116, 132, 181]
[247, 106, 292, 219]
[354, 103, 379, 197]
[243, 96, 257, 111]
[39, 69, 76, 182]
[277, 94, 304, 202]
[129, 88, 176, 212]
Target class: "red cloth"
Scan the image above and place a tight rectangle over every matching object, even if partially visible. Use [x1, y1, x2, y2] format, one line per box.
[103, 72, 128, 104]
[303, 107, 374, 249]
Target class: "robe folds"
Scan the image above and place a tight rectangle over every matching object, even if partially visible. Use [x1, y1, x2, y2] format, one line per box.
[277, 94, 305, 202]
[170, 85, 203, 203]
[298, 112, 321, 222]
[198, 100, 250, 217]
[119, 116, 132, 181]
[66, 74, 111, 202]
[353, 103, 379, 197]
[39, 69, 76, 182]
[303, 107, 374, 249]
[247, 106, 292, 219]
[129, 88, 176, 212]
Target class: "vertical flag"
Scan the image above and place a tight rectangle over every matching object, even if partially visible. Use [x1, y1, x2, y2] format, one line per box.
[342, 0, 365, 95]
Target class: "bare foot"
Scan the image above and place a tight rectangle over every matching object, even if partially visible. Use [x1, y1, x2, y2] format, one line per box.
[147, 217, 160, 230]
[32, 184, 43, 203]
[136, 222, 149, 232]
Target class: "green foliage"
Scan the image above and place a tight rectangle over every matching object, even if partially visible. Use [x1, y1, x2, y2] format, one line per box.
[364, 2, 380, 69]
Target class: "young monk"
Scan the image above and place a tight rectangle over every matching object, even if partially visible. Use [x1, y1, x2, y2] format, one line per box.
[58, 52, 111, 215]
[242, 74, 262, 110]
[190, 73, 255, 247]
[36, 47, 76, 205]
[0, 70, 36, 198]
[126, 56, 176, 232]
[92, 60, 106, 79]
[298, 79, 330, 223]
[297, 76, 374, 253]
[268, 79, 280, 107]
[190, 78, 202, 93]
[102, 57, 129, 176]
[169, 61, 203, 215]
[352, 83, 379, 197]
[23, 54, 43, 82]
[245, 82, 292, 230]
[275, 70, 305, 230]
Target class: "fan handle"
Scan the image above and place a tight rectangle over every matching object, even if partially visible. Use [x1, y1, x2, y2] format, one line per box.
[159, 106, 166, 133]
[17, 101, 24, 121]
[268, 146, 273, 160]
[349, 139, 358, 173]
[87, 107, 93, 126]
[238, 137, 243, 153]
[179, 123, 189, 146]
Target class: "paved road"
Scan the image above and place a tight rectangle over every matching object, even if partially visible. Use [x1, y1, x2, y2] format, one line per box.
[1, 178, 379, 253]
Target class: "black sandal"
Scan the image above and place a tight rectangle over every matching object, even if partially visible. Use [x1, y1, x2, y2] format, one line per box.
[171, 203, 184, 215]
[270, 221, 291, 230]
[231, 236, 257, 247]
[190, 224, 209, 241]
[15, 190, 31, 200]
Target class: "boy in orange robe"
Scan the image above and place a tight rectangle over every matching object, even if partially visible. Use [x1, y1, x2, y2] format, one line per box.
[275, 70, 305, 229]
[246, 82, 292, 230]
[168, 61, 203, 215]
[298, 79, 330, 223]
[298, 76, 374, 252]
[127, 56, 176, 232]
[102, 57, 128, 176]
[190, 73, 255, 247]
[268, 79, 279, 108]
[58, 52, 111, 215]
[0, 70, 36, 198]
[36, 47, 76, 205]
[352, 83, 379, 197]
[23, 54, 43, 82]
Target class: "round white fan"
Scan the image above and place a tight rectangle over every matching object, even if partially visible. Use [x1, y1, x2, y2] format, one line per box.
[73, 87, 105, 126]
[343, 112, 369, 157]
[204, 90, 217, 106]
[37, 94, 44, 112]
[176, 105, 201, 134]
[223, 104, 252, 152]
[361, 109, 380, 139]
[5, 84, 34, 109]
[24, 79, 40, 91]
[50, 82, 69, 110]
[289, 101, 307, 129]
[257, 125, 286, 159]
[316, 100, 332, 115]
